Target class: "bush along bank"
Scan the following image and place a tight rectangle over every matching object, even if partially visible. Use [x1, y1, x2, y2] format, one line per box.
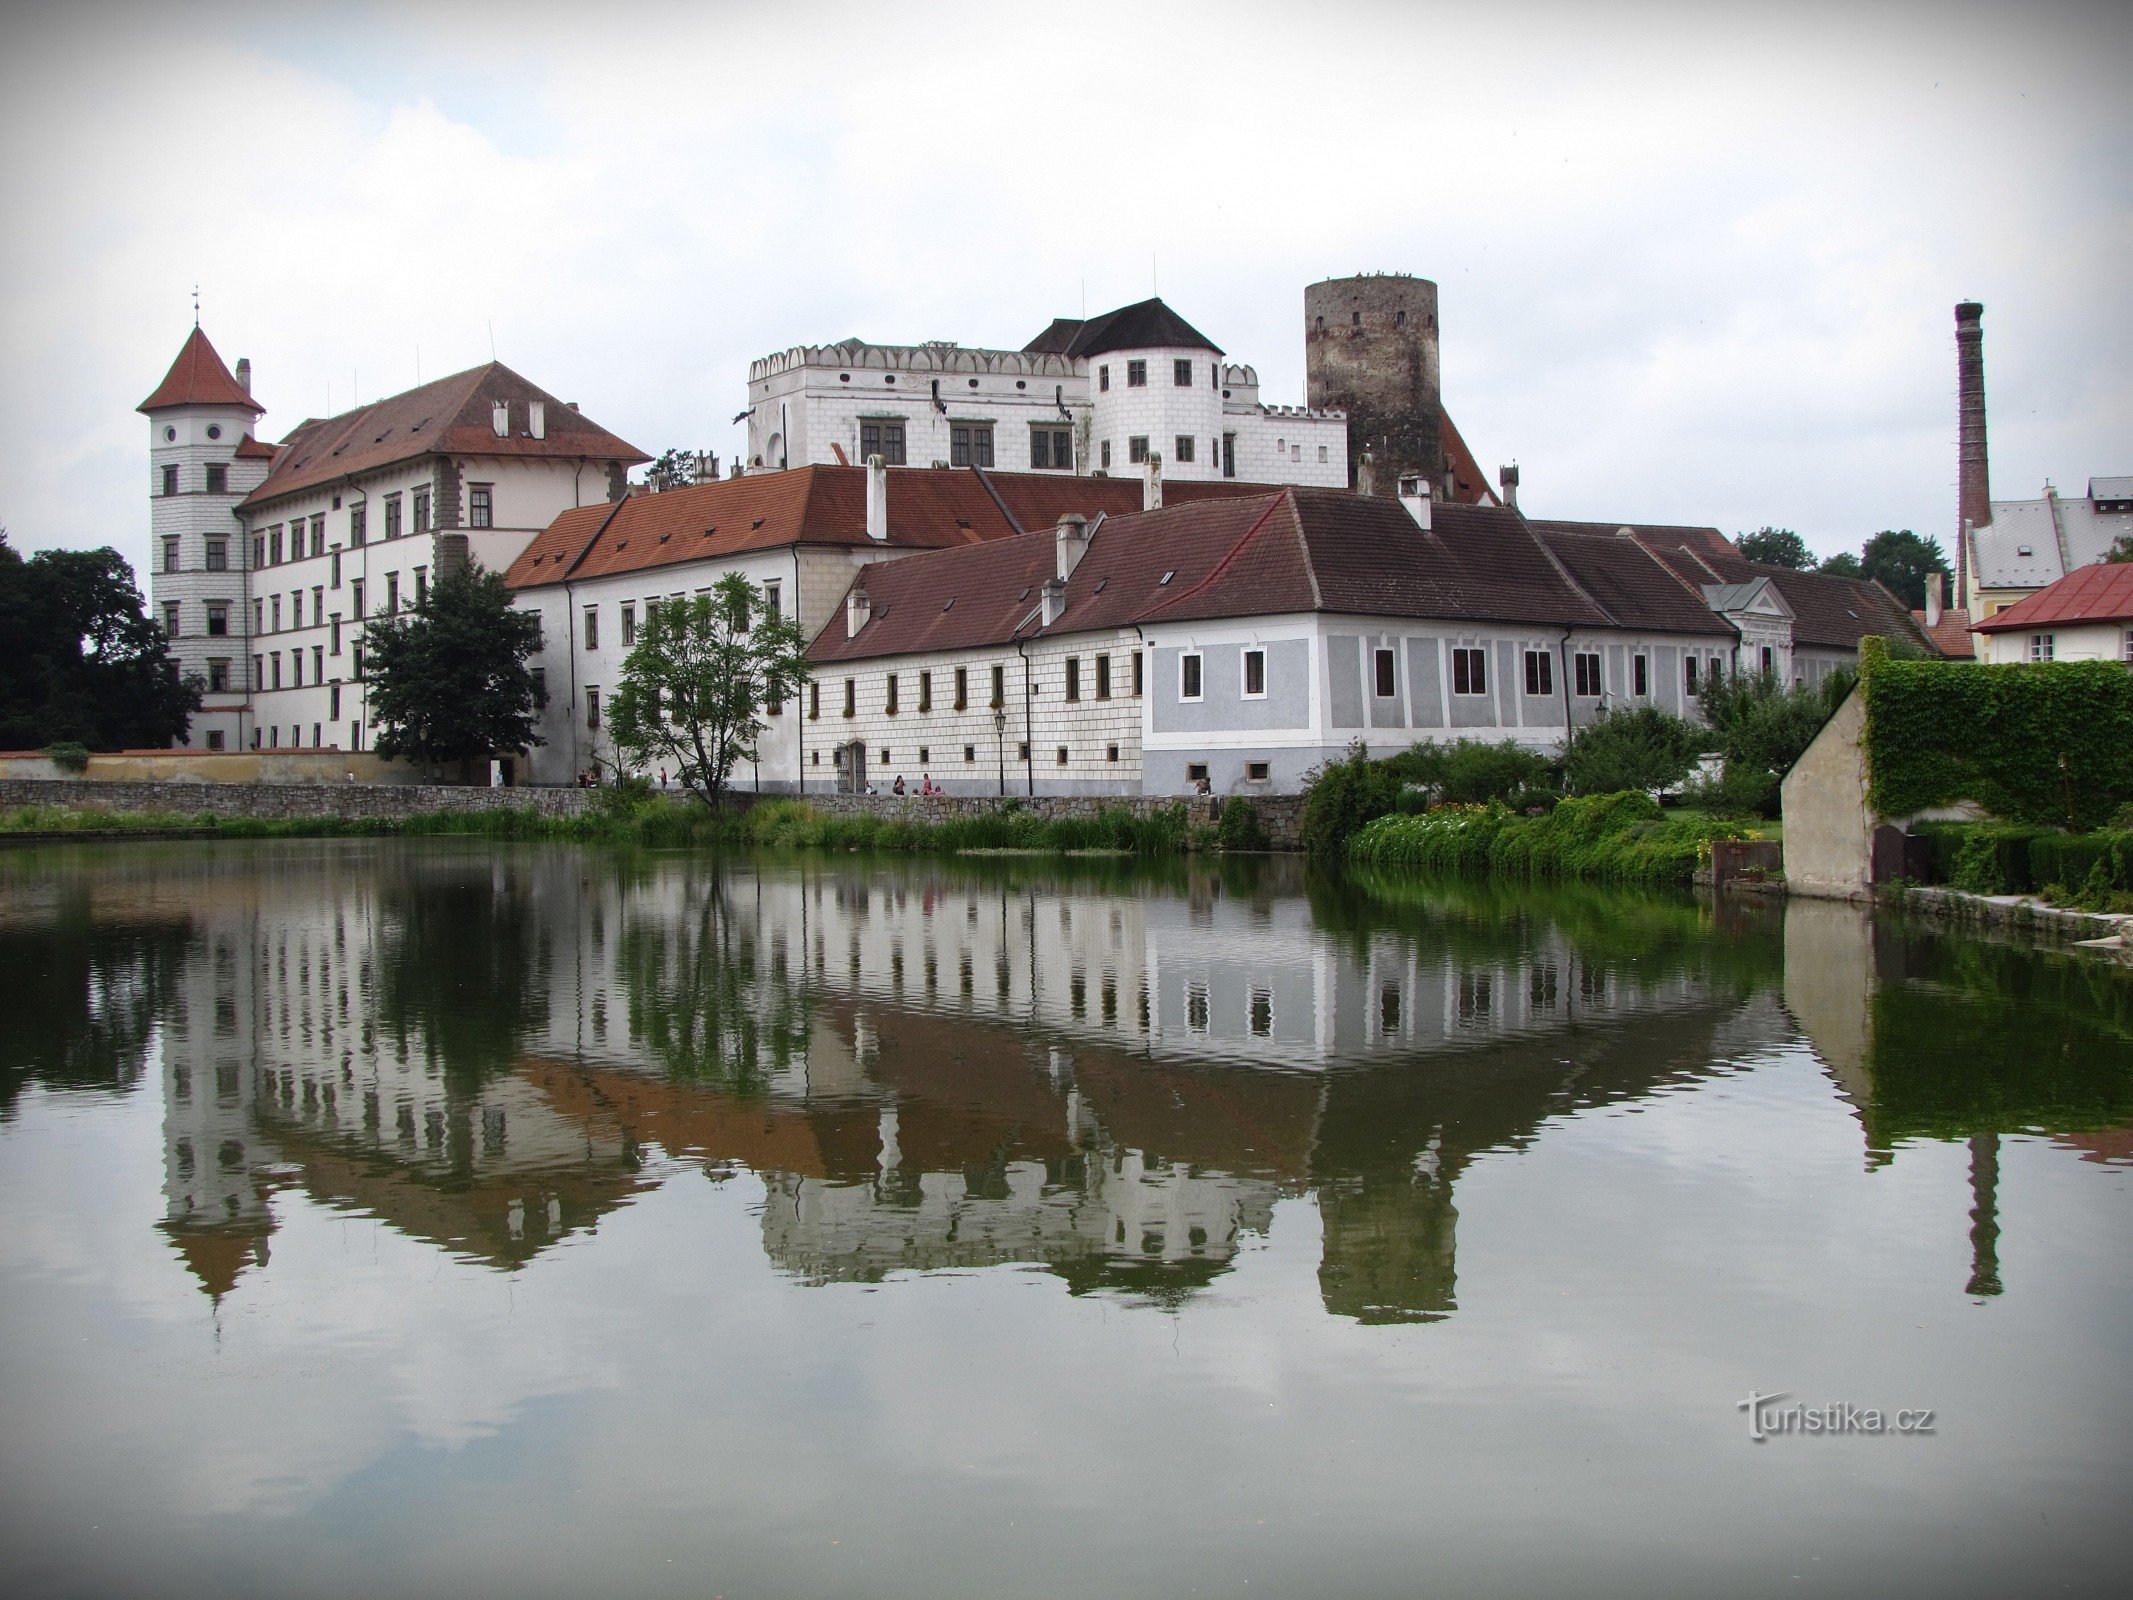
[1347, 793, 1752, 889]
[1909, 820, 2133, 913]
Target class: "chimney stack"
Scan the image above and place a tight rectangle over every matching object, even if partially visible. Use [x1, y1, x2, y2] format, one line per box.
[1955, 302, 1990, 611]
[1055, 513, 1092, 582]
[1498, 463, 1520, 508]
[1356, 451, 1376, 498]
[1040, 577, 1067, 627]
[1925, 570, 1944, 628]
[1143, 452, 1163, 512]
[846, 581, 871, 638]
[1397, 474, 1432, 530]
[235, 358, 251, 397]
[865, 453, 888, 542]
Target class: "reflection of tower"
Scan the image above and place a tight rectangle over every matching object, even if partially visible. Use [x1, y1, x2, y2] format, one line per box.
[1954, 302, 1991, 610]
[1965, 1132, 2002, 1297]
[1316, 1150, 1459, 1324]
[1305, 275, 1443, 498]
[158, 913, 275, 1303]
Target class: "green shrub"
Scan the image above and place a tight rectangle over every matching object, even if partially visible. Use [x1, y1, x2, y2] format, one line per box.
[1678, 762, 1779, 819]
[43, 741, 90, 774]
[1216, 797, 1270, 851]
[1348, 791, 1748, 888]
[1560, 706, 1707, 796]
[1949, 832, 2005, 894]
[1300, 742, 1404, 856]
[1699, 666, 1851, 803]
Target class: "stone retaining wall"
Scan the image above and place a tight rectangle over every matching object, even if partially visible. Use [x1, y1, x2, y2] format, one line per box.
[0, 778, 595, 821]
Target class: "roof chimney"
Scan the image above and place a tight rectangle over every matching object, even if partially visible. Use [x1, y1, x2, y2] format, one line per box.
[1142, 452, 1163, 512]
[1397, 474, 1432, 530]
[1955, 302, 1990, 609]
[1356, 450, 1376, 498]
[234, 358, 251, 397]
[1056, 513, 1092, 582]
[1925, 570, 1944, 628]
[1040, 577, 1067, 627]
[866, 453, 888, 542]
[1498, 463, 1519, 508]
[491, 400, 510, 438]
[528, 400, 545, 440]
[846, 581, 871, 638]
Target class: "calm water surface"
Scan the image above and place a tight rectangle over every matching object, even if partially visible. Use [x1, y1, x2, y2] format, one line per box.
[1, 840, 2129, 1598]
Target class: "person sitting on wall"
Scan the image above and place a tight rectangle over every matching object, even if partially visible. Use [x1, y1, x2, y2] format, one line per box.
[1194, 775, 1212, 796]
[892, 774, 906, 796]
[920, 773, 936, 795]
[863, 782, 879, 796]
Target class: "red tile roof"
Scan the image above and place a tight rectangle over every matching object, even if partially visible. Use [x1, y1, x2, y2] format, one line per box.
[1912, 610, 1976, 657]
[1441, 412, 1499, 505]
[240, 363, 646, 511]
[1533, 526, 1737, 638]
[1973, 560, 2133, 631]
[232, 434, 277, 461]
[137, 327, 263, 414]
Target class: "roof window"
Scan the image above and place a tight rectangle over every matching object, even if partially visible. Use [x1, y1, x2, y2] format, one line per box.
[2016, 545, 2033, 556]
[1159, 570, 1175, 586]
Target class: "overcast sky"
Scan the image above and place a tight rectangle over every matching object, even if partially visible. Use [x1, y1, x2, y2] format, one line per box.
[1, 0, 2126, 580]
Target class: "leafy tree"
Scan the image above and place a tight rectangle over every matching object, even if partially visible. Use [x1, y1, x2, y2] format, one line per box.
[0, 531, 199, 749]
[1695, 666, 1855, 815]
[1818, 551, 1864, 579]
[608, 573, 809, 807]
[360, 564, 543, 781]
[646, 448, 710, 491]
[1738, 527, 1813, 570]
[1858, 529, 1953, 610]
[2105, 534, 2133, 564]
[1561, 705, 1708, 795]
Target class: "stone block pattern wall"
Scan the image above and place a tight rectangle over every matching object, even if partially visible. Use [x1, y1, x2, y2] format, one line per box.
[0, 779, 596, 822]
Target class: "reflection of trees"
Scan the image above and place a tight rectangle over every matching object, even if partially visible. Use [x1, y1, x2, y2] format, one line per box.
[374, 865, 549, 1088]
[618, 875, 809, 1091]
[0, 900, 191, 1116]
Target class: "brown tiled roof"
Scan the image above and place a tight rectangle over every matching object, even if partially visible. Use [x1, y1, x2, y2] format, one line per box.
[239, 363, 646, 511]
[1973, 560, 2133, 631]
[1441, 412, 1499, 505]
[1615, 526, 1936, 654]
[232, 434, 277, 461]
[507, 464, 1294, 590]
[1912, 610, 1977, 656]
[138, 327, 263, 414]
[1533, 527, 1737, 638]
[809, 490, 1657, 665]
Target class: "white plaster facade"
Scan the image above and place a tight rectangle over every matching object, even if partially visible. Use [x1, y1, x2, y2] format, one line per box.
[1974, 620, 2133, 666]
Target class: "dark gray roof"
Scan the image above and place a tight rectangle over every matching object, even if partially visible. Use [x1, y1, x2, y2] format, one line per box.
[1022, 298, 1223, 360]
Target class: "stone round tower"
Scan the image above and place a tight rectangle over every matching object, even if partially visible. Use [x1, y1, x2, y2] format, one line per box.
[1305, 274, 1443, 497]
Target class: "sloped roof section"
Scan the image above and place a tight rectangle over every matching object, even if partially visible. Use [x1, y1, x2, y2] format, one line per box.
[1912, 610, 1976, 657]
[240, 363, 646, 510]
[1620, 526, 1935, 654]
[138, 326, 263, 414]
[1023, 297, 1222, 359]
[1973, 561, 2133, 632]
[1533, 526, 1738, 637]
[1971, 490, 2133, 590]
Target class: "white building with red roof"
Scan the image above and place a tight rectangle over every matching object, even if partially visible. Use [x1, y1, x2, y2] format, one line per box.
[1970, 560, 2133, 666]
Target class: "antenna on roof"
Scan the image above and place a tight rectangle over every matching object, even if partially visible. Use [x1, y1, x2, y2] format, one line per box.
[1151, 252, 1158, 295]
[488, 320, 497, 361]
[191, 284, 200, 327]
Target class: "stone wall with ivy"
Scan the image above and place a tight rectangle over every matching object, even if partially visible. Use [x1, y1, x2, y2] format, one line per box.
[1860, 637, 2133, 832]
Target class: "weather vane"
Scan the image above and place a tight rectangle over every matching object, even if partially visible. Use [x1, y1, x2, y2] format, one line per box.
[192, 284, 200, 327]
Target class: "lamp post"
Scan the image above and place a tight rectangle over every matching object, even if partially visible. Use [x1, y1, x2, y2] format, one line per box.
[994, 706, 1007, 797]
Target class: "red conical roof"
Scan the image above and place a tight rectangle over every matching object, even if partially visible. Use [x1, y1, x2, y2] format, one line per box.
[138, 326, 263, 414]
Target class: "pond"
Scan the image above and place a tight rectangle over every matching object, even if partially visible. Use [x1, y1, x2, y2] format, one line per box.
[1, 840, 2129, 1598]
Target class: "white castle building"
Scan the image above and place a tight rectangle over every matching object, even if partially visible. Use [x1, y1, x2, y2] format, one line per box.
[745, 296, 1347, 488]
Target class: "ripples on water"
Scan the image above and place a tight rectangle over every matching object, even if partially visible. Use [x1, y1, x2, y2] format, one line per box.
[0, 840, 2128, 1599]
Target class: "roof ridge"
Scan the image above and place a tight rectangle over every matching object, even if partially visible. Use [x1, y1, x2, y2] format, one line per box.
[970, 464, 1025, 535]
[1528, 517, 1617, 626]
[1136, 493, 1290, 622]
[559, 493, 636, 582]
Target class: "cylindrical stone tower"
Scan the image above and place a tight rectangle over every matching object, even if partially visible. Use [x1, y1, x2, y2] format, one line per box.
[1305, 274, 1443, 497]
[1954, 301, 1990, 606]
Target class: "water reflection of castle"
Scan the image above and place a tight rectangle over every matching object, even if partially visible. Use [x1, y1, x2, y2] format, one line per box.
[106, 847, 2125, 1320]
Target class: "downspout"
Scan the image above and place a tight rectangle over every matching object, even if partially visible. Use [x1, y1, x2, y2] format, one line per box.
[564, 577, 582, 781]
[1558, 628, 1574, 750]
[1015, 637, 1034, 795]
[794, 546, 806, 794]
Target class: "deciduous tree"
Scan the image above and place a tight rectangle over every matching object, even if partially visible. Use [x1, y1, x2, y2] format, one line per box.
[1738, 527, 1813, 570]
[360, 564, 543, 780]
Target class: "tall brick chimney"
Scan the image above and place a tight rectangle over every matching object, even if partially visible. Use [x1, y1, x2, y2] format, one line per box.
[1955, 302, 1990, 607]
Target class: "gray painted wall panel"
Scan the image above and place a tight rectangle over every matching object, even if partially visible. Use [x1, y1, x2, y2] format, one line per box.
[1496, 641, 1519, 727]
[1328, 635, 1362, 728]
[1408, 637, 1444, 729]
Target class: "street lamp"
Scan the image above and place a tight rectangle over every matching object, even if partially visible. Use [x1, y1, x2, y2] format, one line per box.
[993, 706, 1007, 797]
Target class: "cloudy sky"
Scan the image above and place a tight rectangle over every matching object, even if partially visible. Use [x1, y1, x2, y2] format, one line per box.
[1, 0, 2125, 580]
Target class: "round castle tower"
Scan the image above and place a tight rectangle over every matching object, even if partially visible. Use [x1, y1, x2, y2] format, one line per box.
[1304, 275, 1444, 498]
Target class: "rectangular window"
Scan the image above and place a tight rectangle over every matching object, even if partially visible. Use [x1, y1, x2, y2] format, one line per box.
[1107, 743, 1120, 763]
[330, 682, 341, 720]
[1099, 364, 1110, 392]
[270, 653, 282, 689]
[1132, 651, 1144, 697]
[763, 580, 781, 619]
[1758, 646, 1772, 675]
[1374, 647, 1397, 698]
[808, 680, 820, 720]
[1056, 746, 1069, 766]
[163, 536, 180, 573]
[1100, 440, 1112, 470]
[313, 585, 324, 625]
[330, 550, 341, 588]
[1243, 648, 1267, 698]
[386, 572, 400, 614]
[918, 670, 933, 713]
[1524, 650, 1554, 696]
[252, 653, 262, 687]
[1685, 655, 1701, 694]
[207, 660, 230, 693]
[885, 672, 899, 715]
[584, 606, 599, 650]
[413, 568, 426, 607]
[205, 538, 228, 571]
[1634, 654, 1650, 696]
[270, 596, 281, 632]
[1452, 647, 1488, 696]
[254, 535, 266, 568]
[964, 744, 975, 763]
[206, 602, 229, 637]
[586, 687, 600, 728]
[307, 516, 322, 558]
[1222, 433, 1236, 478]
[290, 590, 302, 628]
[616, 603, 635, 647]
[331, 616, 341, 655]
[254, 599, 263, 633]
[349, 503, 366, 546]
[290, 653, 301, 688]
[1175, 435, 1196, 463]
[954, 665, 969, 710]
[858, 421, 906, 465]
[413, 489, 430, 533]
[1128, 436, 1149, 465]
[269, 526, 284, 565]
[2123, 629, 2133, 664]
[990, 663, 1005, 709]
[312, 645, 323, 682]
[163, 601, 180, 636]
[352, 639, 364, 679]
[2030, 634, 2055, 662]
[1095, 654, 1111, 700]
[1574, 652, 1602, 697]
[949, 424, 994, 468]
[350, 579, 364, 619]
[1180, 652, 1203, 701]
[1173, 358, 1193, 387]
[843, 678, 856, 717]
[1029, 427, 1072, 470]
[1126, 359, 1147, 387]
[160, 464, 178, 498]
[384, 494, 402, 539]
[469, 485, 493, 528]
[1065, 657, 1081, 701]
[1187, 762, 1209, 785]
[204, 464, 227, 494]
[1247, 761, 1271, 783]
[350, 720, 362, 752]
